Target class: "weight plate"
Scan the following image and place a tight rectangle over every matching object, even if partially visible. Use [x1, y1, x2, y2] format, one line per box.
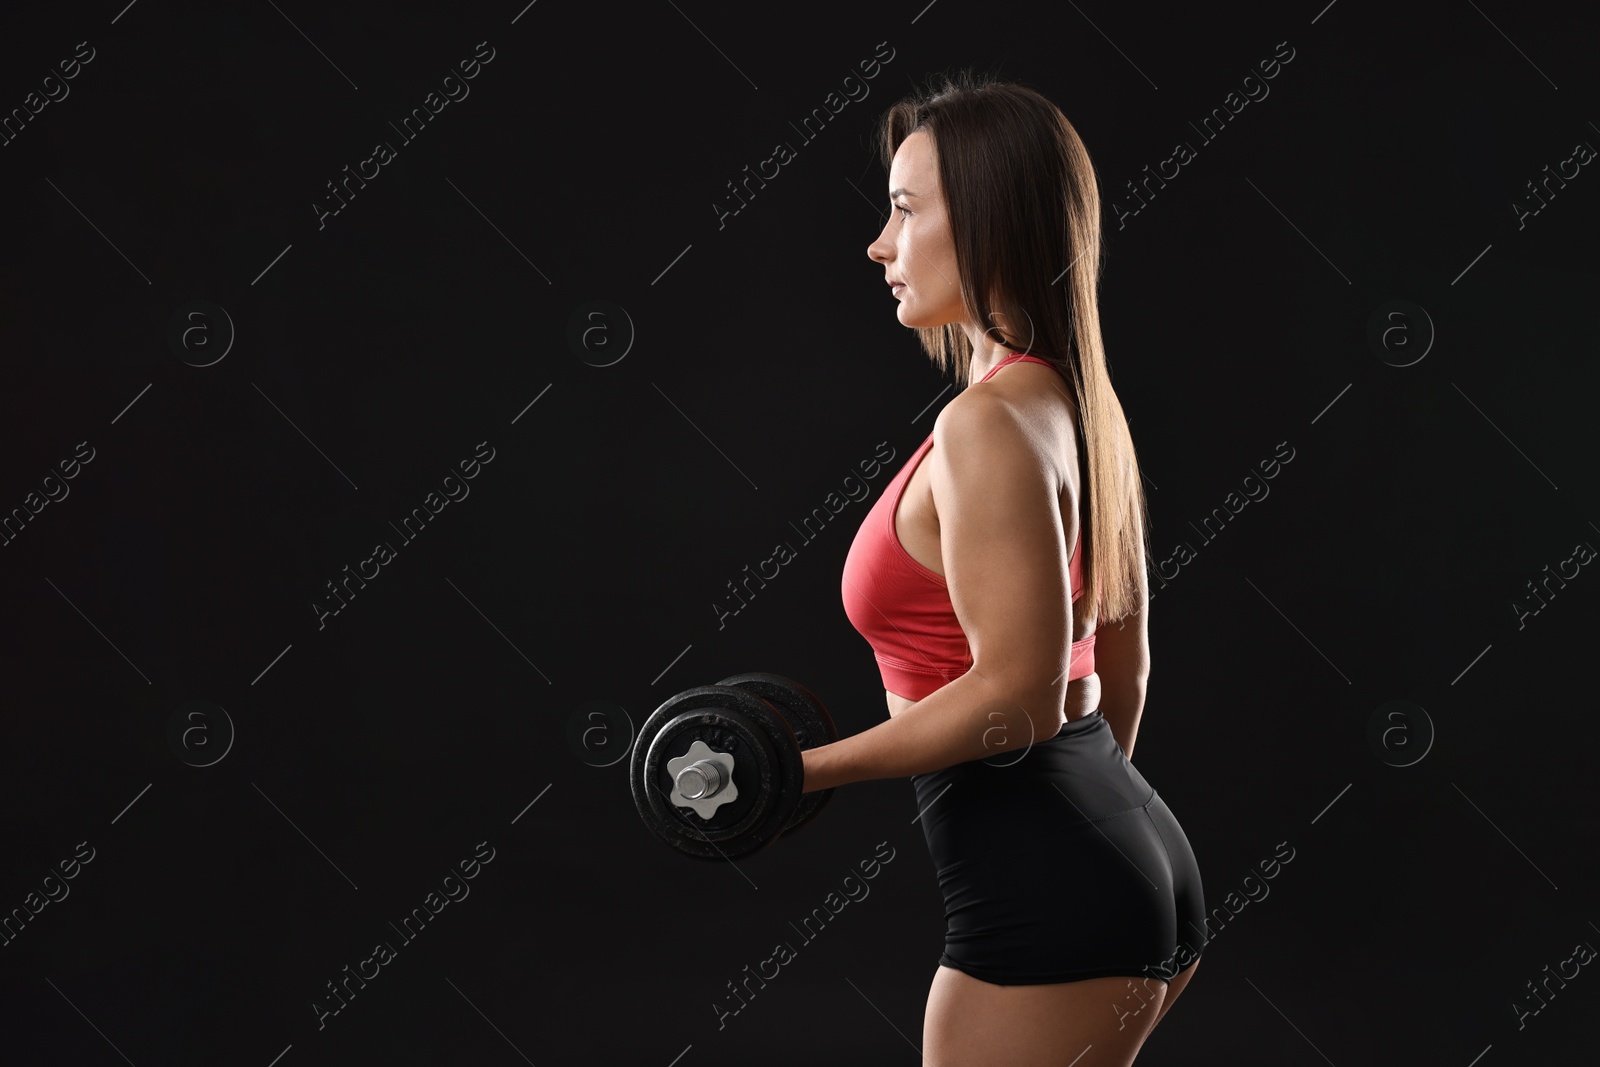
[631, 685, 801, 861]
[643, 708, 771, 839]
[713, 673, 838, 836]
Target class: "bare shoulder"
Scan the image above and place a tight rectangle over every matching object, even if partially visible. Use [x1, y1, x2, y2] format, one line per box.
[931, 387, 1040, 472]
[936, 365, 1079, 487]
[927, 387, 1060, 529]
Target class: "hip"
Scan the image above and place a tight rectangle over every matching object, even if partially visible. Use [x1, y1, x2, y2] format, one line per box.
[911, 710, 1155, 834]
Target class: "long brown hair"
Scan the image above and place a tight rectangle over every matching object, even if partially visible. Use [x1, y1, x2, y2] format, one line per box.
[877, 69, 1150, 627]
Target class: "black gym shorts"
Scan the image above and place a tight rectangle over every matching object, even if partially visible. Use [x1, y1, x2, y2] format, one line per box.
[910, 709, 1207, 985]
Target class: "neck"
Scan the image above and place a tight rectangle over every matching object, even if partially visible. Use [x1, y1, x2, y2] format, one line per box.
[970, 348, 1025, 383]
[963, 325, 1026, 383]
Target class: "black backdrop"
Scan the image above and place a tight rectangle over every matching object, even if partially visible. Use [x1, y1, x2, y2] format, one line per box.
[1, 1, 1596, 1064]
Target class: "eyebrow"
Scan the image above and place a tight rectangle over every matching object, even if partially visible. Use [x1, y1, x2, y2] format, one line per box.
[889, 188, 919, 199]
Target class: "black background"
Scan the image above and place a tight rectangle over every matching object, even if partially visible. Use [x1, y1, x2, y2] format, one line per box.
[0, 1, 1596, 1064]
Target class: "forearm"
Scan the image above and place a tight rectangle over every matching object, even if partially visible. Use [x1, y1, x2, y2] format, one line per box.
[1096, 679, 1145, 760]
[800, 669, 1051, 792]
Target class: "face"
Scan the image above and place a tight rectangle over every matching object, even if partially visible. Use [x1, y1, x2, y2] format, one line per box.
[867, 129, 964, 329]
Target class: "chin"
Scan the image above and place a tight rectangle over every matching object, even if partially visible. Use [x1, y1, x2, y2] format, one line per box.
[898, 310, 948, 330]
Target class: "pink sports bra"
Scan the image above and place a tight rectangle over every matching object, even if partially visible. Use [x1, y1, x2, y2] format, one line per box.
[840, 352, 1097, 700]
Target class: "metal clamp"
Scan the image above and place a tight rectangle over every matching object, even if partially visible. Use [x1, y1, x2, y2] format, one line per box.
[666, 740, 738, 819]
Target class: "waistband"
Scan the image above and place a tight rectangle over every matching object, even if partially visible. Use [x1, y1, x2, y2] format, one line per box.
[909, 709, 1110, 785]
[1049, 708, 1106, 740]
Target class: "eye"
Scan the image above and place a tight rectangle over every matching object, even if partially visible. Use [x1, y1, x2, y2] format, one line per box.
[893, 204, 912, 219]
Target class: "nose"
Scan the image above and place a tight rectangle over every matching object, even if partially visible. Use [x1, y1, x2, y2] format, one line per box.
[867, 217, 894, 266]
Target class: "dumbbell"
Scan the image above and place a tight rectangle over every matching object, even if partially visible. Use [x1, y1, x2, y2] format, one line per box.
[630, 672, 838, 861]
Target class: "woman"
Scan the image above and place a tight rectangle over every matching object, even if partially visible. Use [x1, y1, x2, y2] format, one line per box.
[804, 72, 1206, 1066]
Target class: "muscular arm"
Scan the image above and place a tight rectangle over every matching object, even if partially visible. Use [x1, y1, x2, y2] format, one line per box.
[804, 394, 1070, 792]
[1093, 590, 1149, 760]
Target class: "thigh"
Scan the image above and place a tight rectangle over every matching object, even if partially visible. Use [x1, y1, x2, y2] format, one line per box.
[1152, 956, 1201, 1029]
[924, 965, 1168, 1067]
